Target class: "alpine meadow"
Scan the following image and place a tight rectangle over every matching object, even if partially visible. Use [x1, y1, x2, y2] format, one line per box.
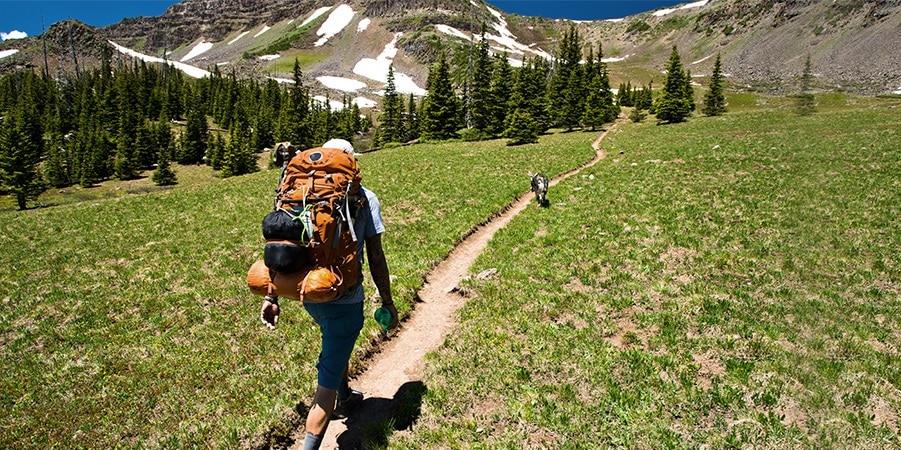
[1, 0, 901, 448]
[2, 93, 900, 448]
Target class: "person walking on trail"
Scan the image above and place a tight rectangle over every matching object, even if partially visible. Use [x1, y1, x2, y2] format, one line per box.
[259, 138, 399, 450]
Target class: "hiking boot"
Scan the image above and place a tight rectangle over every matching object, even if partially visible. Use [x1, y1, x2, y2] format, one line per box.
[332, 389, 363, 419]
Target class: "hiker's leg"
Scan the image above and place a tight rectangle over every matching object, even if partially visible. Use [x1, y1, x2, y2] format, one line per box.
[305, 385, 337, 437]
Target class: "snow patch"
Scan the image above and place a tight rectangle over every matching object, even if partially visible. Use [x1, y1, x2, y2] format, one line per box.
[108, 41, 210, 79]
[254, 25, 271, 38]
[691, 55, 713, 65]
[270, 77, 295, 84]
[606, 18, 625, 23]
[301, 7, 333, 27]
[315, 4, 355, 47]
[352, 97, 377, 108]
[227, 31, 250, 45]
[894, 87, 901, 95]
[652, 8, 677, 17]
[357, 18, 371, 32]
[0, 48, 19, 59]
[180, 41, 213, 62]
[352, 33, 427, 96]
[435, 24, 470, 41]
[314, 95, 375, 111]
[258, 54, 281, 61]
[317, 76, 367, 92]
[653, 0, 708, 16]
[602, 54, 632, 63]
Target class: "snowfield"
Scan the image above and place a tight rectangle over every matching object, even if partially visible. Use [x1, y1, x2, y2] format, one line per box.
[227, 31, 250, 46]
[317, 76, 367, 92]
[353, 33, 427, 96]
[108, 41, 210, 78]
[0, 49, 19, 59]
[315, 4, 355, 47]
[180, 41, 213, 62]
[653, 0, 709, 17]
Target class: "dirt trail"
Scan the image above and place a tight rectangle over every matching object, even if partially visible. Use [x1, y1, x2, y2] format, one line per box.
[295, 127, 614, 449]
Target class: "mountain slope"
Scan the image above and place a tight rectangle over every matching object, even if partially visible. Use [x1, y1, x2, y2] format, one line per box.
[0, 0, 898, 101]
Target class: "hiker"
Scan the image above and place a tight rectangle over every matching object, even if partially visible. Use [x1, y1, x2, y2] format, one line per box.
[258, 138, 398, 450]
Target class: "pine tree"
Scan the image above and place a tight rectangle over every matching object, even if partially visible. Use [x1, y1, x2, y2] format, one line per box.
[0, 104, 46, 209]
[581, 43, 620, 130]
[487, 53, 514, 137]
[795, 54, 816, 116]
[654, 47, 692, 124]
[702, 53, 727, 116]
[179, 88, 208, 164]
[221, 121, 258, 178]
[379, 64, 404, 143]
[152, 137, 177, 186]
[467, 32, 492, 134]
[504, 108, 539, 146]
[276, 59, 312, 148]
[420, 50, 460, 141]
[404, 93, 420, 142]
[548, 24, 585, 130]
[684, 69, 696, 113]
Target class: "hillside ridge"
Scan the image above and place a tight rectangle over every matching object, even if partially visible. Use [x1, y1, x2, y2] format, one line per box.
[0, 0, 898, 97]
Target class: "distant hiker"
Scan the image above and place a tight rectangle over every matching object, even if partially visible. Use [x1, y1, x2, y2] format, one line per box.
[531, 172, 549, 207]
[255, 138, 398, 450]
[271, 141, 296, 168]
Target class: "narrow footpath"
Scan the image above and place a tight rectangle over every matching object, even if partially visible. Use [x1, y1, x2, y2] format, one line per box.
[293, 126, 614, 449]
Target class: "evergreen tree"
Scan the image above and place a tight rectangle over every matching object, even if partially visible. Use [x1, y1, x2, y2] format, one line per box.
[207, 132, 225, 171]
[420, 50, 460, 141]
[221, 121, 257, 178]
[684, 69, 696, 113]
[276, 59, 312, 148]
[635, 81, 654, 111]
[0, 104, 46, 209]
[379, 64, 404, 143]
[152, 137, 177, 186]
[654, 47, 692, 124]
[504, 108, 539, 146]
[548, 24, 585, 130]
[467, 32, 493, 134]
[702, 53, 727, 116]
[581, 43, 620, 130]
[522, 56, 551, 133]
[179, 88, 208, 164]
[404, 93, 420, 142]
[487, 53, 514, 137]
[795, 54, 816, 116]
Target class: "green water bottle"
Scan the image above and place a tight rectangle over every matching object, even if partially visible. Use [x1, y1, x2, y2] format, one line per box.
[374, 306, 392, 331]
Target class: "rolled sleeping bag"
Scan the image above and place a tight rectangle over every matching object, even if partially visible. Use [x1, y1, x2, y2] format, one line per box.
[246, 260, 343, 303]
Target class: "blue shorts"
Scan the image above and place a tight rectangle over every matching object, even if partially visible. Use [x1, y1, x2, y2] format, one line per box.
[303, 301, 364, 390]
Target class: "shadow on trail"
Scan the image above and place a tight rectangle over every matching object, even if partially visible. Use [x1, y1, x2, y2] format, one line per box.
[335, 381, 427, 449]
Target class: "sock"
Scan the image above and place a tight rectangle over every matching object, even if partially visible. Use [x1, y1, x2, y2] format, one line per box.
[302, 432, 323, 450]
[337, 378, 351, 402]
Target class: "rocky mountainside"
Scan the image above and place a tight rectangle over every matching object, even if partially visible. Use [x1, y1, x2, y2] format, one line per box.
[1, 0, 898, 101]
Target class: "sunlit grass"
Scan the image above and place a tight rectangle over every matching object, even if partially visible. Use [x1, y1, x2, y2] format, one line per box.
[393, 102, 901, 448]
[0, 131, 595, 447]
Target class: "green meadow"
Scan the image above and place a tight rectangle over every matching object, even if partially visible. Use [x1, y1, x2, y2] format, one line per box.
[1, 96, 899, 448]
[392, 102, 901, 448]
[0, 130, 593, 447]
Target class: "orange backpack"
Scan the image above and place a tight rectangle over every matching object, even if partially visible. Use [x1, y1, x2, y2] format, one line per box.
[247, 146, 366, 302]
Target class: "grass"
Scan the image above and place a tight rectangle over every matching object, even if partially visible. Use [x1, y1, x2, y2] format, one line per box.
[0, 131, 595, 448]
[389, 102, 901, 448]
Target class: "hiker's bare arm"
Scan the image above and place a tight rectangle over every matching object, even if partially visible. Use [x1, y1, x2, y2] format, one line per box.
[260, 296, 279, 330]
[366, 233, 398, 329]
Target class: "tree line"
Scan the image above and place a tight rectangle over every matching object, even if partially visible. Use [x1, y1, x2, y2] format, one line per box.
[1, 24, 725, 210]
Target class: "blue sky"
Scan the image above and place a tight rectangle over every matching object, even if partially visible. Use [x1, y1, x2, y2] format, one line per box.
[1, 0, 689, 41]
